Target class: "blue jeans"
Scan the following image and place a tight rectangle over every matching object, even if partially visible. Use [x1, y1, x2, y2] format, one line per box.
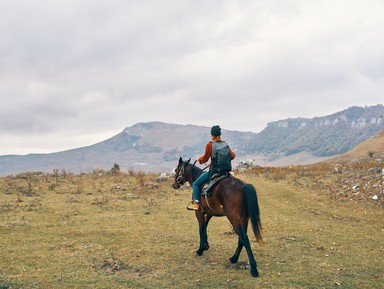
[192, 171, 210, 202]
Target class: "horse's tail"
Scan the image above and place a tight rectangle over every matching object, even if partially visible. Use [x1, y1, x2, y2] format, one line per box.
[243, 184, 263, 244]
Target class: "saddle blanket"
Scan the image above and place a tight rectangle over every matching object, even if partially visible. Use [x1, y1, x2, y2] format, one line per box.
[202, 172, 231, 197]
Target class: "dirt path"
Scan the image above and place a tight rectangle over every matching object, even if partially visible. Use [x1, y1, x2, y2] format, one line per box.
[250, 176, 384, 288]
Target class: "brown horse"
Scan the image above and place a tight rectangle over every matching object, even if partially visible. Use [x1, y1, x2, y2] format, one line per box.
[172, 157, 263, 277]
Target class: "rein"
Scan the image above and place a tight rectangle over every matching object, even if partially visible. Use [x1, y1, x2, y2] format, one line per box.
[175, 160, 206, 186]
[201, 163, 210, 171]
[175, 158, 217, 214]
[190, 160, 210, 181]
[193, 160, 210, 172]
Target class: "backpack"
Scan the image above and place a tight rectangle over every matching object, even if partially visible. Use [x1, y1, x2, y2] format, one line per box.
[211, 140, 232, 173]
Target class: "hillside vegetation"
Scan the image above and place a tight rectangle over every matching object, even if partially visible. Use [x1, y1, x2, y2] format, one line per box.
[0, 162, 383, 288]
[329, 128, 384, 163]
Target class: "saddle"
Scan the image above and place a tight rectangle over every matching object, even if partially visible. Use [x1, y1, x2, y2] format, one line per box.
[202, 172, 232, 197]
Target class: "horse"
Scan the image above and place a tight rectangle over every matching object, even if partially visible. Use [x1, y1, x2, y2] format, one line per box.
[172, 157, 263, 277]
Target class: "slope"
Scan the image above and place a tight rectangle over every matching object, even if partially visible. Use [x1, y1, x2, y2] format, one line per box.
[329, 128, 384, 162]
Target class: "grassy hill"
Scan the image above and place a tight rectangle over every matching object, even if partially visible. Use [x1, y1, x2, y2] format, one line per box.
[329, 128, 384, 162]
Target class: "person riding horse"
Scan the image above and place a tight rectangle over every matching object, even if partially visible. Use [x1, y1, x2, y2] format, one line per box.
[173, 156, 262, 277]
[188, 125, 236, 211]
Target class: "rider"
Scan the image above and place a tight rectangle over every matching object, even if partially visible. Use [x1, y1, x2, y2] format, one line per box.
[187, 125, 236, 211]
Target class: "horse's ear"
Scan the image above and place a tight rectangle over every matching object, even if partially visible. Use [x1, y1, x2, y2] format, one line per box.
[187, 158, 191, 163]
[179, 157, 183, 164]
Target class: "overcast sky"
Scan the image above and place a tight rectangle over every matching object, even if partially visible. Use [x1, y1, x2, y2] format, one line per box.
[1, 0, 383, 155]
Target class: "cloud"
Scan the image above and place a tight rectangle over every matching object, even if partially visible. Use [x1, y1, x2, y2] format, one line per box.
[0, 0, 384, 154]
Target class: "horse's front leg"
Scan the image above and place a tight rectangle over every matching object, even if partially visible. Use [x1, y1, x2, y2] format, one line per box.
[202, 214, 212, 251]
[196, 213, 211, 256]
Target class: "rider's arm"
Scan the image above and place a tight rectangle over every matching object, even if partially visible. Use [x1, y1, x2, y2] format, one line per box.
[229, 148, 236, 160]
[198, 141, 212, 164]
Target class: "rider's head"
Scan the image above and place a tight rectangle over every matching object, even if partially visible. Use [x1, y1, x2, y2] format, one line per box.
[211, 125, 221, 137]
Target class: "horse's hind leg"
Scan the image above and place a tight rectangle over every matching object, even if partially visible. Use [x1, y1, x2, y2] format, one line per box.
[237, 224, 259, 277]
[229, 216, 249, 263]
[228, 217, 258, 277]
[229, 237, 243, 264]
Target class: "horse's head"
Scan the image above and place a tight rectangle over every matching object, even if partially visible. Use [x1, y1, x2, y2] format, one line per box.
[172, 157, 191, 189]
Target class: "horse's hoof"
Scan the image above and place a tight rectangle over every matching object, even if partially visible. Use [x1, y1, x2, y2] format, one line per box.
[196, 249, 204, 256]
[251, 268, 259, 277]
[229, 256, 238, 264]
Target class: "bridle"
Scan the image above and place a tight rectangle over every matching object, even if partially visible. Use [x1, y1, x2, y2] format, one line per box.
[173, 159, 211, 188]
[174, 161, 189, 188]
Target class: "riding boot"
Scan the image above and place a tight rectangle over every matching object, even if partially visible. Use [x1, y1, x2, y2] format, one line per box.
[187, 200, 200, 211]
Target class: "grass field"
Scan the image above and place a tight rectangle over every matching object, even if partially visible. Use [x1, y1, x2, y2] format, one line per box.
[0, 165, 383, 289]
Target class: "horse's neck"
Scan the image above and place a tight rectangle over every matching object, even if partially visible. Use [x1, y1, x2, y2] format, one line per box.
[188, 165, 203, 185]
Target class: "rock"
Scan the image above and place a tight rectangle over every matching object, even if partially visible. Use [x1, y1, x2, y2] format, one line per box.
[333, 167, 342, 174]
[236, 159, 259, 171]
[156, 172, 168, 181]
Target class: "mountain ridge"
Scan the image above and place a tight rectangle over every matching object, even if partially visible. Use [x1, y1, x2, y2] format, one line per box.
[1, 105, 383, 176]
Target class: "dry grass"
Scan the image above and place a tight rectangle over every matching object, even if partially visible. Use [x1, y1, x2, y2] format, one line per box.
[249, 160, 384, 204]
[0, 166, 383, 288]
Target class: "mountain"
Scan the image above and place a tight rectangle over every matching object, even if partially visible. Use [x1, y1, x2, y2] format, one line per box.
[0, 105, 383, 176]
[0, 123, 256, 175]
[246, 105, 384, 158]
